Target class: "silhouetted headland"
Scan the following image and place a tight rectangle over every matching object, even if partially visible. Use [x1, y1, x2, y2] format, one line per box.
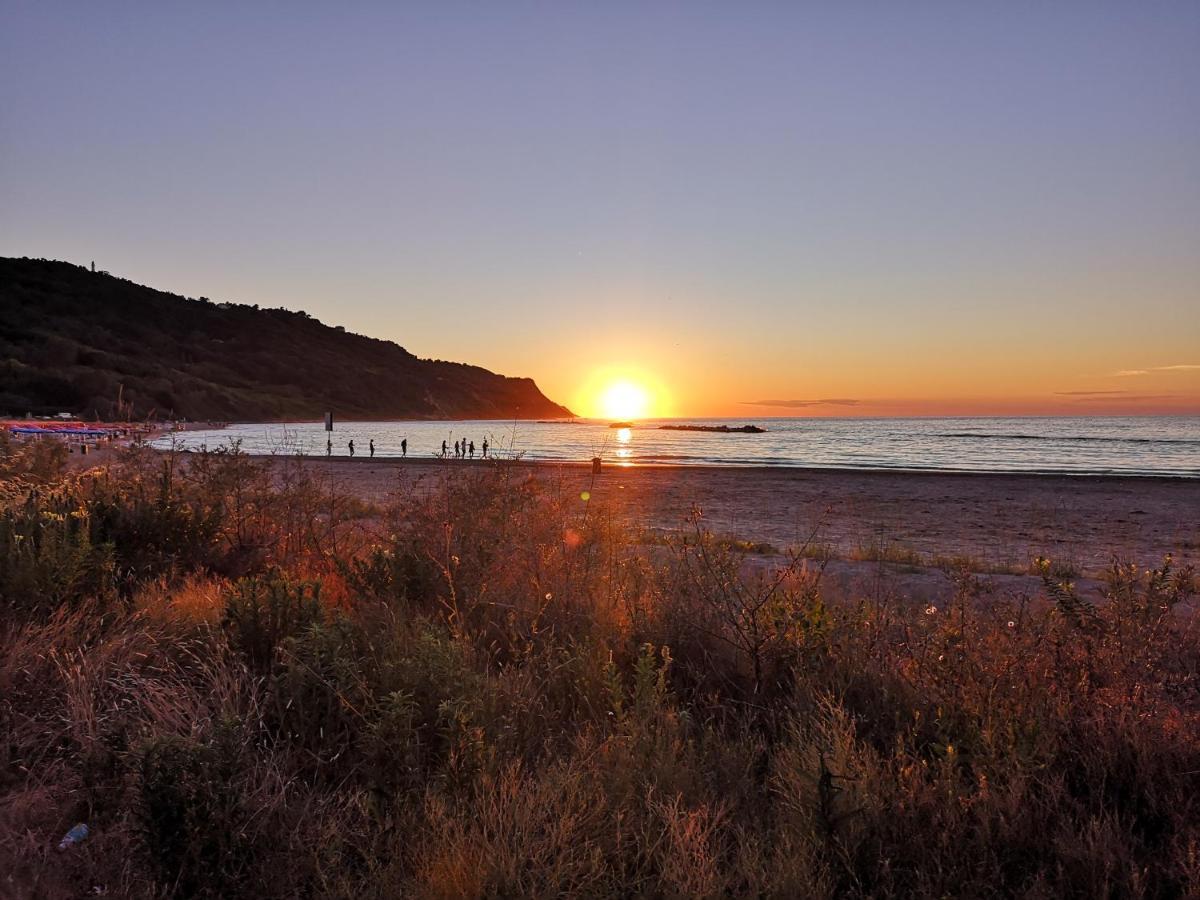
[0, 257, 573, 422]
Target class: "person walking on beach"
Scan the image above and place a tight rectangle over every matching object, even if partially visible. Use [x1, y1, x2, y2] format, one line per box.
[468, 440, 475, 459]
[441, 439, 447, 458]
[482, 438, 488, 458]
[401, 438, 407, 458]
[326, 437, 332, 457]
[369, 439, 375, 458]
[348, 439, 355, 457]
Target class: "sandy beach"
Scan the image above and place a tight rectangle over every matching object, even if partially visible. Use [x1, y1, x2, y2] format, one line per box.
[255, 456, 1200, 602]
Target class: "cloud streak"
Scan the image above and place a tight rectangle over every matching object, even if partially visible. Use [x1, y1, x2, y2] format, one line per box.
[1112, 364, 1199, 377]
[741, 398, 861, 408]
[1055, 390, 1127, 396]
[1072, 394, 1175, 402]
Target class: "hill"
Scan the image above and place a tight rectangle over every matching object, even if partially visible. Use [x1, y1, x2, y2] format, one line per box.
[0, 257, 573, 421]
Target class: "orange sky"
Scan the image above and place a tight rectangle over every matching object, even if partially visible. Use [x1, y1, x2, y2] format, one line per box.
[559, 362, 1200, 419]
[4, 5, 1198, 418]
[418, 282, 1200, 418]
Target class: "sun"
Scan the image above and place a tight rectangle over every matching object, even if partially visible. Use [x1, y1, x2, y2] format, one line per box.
[600, 380, 650, 420]
[573, 366, 671, 419]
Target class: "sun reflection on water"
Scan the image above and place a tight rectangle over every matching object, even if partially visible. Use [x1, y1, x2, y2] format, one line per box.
[615, 426, 633, 462]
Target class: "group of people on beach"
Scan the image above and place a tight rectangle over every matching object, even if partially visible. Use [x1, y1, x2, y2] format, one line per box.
[441, 438, 488, 459]
[326, 437, 406, 458]
[322, 435, 488, 460]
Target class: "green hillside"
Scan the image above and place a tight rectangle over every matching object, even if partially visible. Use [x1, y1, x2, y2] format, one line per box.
[0, 257, 573, 421]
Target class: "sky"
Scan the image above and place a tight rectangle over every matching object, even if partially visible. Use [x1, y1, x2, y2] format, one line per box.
[2, 1, 1198, 417]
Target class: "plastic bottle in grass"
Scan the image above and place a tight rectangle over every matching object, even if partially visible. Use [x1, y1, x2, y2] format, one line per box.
[58, 823, 89, 850]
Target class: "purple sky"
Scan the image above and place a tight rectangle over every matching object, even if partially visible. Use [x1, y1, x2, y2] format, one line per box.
[2, 2, 1198, 414]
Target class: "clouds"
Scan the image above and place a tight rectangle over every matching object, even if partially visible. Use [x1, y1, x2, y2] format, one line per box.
[1112, 364, 1200, 377]
[1057, 388, 1180, 402]
[1071, 394, 1175, 402]
[741, 398, 860, 408]
[1057, 372, 1197, 409]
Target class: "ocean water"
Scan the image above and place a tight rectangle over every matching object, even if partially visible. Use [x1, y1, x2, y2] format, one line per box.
[152, 416, 1200, 477]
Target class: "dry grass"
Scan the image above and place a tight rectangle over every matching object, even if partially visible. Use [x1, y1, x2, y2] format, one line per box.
[2, 442, 1199, 898]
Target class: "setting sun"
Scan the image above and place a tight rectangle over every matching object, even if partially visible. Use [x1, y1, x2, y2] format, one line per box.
[572, 366, 672, 419]
[599, 381, 649, 420]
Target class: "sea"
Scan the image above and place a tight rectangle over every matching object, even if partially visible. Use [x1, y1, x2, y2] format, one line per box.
[151, 416, 1200, 478]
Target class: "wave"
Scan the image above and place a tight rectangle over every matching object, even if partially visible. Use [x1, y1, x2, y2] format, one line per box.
[938, 432, 1200, 446]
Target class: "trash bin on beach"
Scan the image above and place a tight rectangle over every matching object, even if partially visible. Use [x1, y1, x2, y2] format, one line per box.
[592, 456, 602, 475]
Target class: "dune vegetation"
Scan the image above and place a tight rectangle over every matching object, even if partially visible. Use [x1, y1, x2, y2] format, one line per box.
[1, 434, 1198, 898]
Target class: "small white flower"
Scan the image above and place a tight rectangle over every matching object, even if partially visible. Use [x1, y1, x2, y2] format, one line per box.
[925, 605, 937, 615]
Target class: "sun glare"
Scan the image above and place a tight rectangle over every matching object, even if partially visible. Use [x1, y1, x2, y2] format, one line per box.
[573, 366, 671, 419]
[600, 381, 649, 420]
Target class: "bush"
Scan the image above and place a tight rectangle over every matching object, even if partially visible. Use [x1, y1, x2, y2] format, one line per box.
[137, 729, 252, 898]
[222, 573, 325, 675]
[0, 487, 115, 613]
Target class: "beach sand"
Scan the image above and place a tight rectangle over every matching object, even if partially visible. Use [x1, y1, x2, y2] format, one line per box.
[261, 456, 1200, 604]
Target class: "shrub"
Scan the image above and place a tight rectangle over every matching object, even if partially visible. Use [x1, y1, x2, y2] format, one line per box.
[222, 573, 325, 675]
[136, 729, 252, 898]
[0, 487, 115, 614]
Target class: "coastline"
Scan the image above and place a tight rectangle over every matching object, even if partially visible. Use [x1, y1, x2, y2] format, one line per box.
[224, 452, 1200, 482]
[145, 413, 1200, 480]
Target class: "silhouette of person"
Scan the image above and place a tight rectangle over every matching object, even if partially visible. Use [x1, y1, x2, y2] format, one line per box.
[468, 441, 475, 458]
[326, 437, 332, 457]
[482, 438, 488, 458]
[401, 438, 407, 458]
[441, 439, 447, 458]
[348, 439, 355, 457]
[369, 439, 375, 458]
[455, 439, 461, 458]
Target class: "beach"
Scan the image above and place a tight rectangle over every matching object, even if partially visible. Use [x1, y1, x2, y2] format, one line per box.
[41, 422, 1200, 599]
[257, 456, 1200, 599]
